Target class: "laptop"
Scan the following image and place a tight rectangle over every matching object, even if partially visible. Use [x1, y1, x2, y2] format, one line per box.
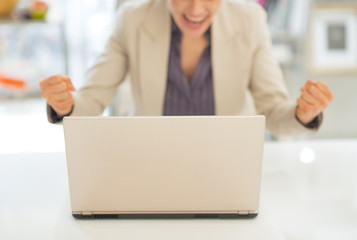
[63, 116, 265, 219]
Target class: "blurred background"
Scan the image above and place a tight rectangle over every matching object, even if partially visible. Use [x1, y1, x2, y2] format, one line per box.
[0, 0, 356, 153]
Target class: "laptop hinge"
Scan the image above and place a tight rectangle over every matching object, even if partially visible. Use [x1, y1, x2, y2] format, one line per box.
[238, 211, 258, 216]
[73, 211, 92, 216]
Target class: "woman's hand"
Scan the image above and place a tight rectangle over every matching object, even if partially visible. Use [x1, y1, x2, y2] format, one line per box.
[40, 74, 76, 116]
[296, 80, 334, 125]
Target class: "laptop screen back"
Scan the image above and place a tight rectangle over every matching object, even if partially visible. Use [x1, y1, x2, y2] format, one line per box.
[63, 116, 265, 218]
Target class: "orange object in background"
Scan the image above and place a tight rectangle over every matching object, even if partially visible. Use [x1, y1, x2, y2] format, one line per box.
[32, 1, 48, 10]
[31, 1, 48, 19]
[0, 75, 26, 90]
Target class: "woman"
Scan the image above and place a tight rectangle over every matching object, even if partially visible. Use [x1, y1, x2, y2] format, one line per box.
[40, 0, 333, 137]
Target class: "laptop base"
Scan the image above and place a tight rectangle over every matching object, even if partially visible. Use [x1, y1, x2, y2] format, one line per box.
[73, 213, 258, 219]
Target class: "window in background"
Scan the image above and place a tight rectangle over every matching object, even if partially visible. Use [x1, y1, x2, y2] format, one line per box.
[0, 0, 117, 110]
[64, 0, 117, 88]
[0, 22, 66, 99]
[0, 0, 67, 100]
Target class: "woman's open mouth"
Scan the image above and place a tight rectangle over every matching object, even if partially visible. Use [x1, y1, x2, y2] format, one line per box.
[183, 14, 208, 30]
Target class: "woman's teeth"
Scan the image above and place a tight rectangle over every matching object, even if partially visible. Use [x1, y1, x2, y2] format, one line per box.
[185, 15, 206, 23]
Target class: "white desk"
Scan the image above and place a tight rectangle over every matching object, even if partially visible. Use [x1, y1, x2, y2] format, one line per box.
[1, 140, 356, 240]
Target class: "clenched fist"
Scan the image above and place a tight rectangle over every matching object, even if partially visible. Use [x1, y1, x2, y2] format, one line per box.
[40, 74, 76, 116]
[296, 80, 334, 125]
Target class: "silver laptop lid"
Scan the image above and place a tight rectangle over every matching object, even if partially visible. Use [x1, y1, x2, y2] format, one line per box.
[63, 116, 265, 218]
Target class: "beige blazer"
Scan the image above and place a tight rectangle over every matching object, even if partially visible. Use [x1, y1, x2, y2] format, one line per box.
[53, 0, 319, 137]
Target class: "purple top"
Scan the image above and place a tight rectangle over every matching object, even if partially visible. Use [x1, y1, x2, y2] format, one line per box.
[163, 20, 215, 116]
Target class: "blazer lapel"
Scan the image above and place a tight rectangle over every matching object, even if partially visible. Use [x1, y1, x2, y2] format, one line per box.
[212, 2, 250, 115]
[138, 0, 171, 115]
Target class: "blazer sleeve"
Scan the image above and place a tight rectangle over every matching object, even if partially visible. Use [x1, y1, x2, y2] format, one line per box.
[47, 5, 130, 122]
[248, 4, 321, 137]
